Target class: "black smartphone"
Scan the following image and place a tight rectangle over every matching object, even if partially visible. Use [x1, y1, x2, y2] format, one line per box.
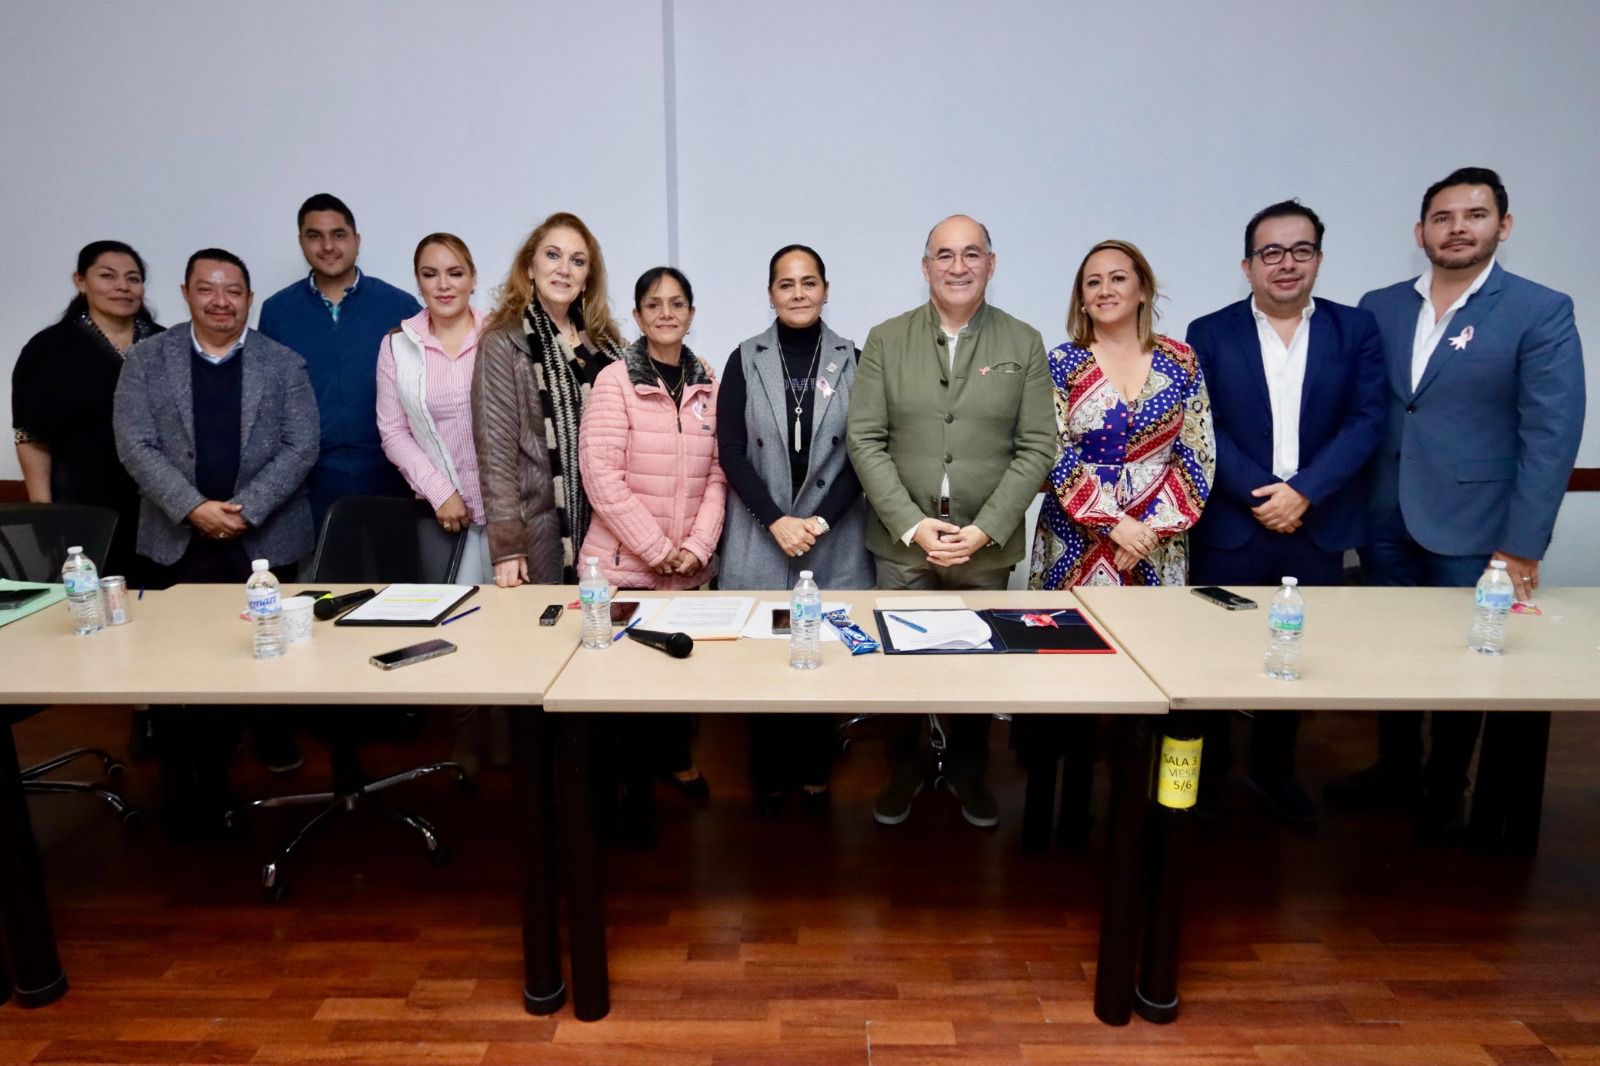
[771, 607, 792, 635]
[1191, 586, 1258, 611]
[539, 604, 563, 626]
[0, 588, 48, 610]
[370, 639, 457, 670]
[295, 589, 332, 601]
[610, 600, 639, 626]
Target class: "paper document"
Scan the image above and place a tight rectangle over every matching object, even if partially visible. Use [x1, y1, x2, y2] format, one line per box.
[651, 596, 757, 639]
[740, 600, 848, 641]
[338, 584, 475, 624]
[881, 610, 992, 651]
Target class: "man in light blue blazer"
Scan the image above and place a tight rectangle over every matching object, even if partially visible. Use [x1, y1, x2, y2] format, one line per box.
[1329, 168, 1585, 839]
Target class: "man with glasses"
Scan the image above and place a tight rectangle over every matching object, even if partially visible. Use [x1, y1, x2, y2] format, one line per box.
[1185, 200, 1386, 823]
[847, 214, 1054, 828]
[1327, 167, 1585, 841]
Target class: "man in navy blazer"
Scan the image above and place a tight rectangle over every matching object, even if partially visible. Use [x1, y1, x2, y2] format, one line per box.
[1186, 200, 1386, 822]
[1330, 167, 1585, 837]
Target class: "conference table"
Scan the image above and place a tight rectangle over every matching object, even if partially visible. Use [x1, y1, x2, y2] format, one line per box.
[541, 588, 1170, 1021]
[0, 582, 585, 1013]
[1072, 584, 1600, 1019]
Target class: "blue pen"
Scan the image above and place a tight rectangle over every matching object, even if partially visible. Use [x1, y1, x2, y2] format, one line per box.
[441, 605, 480, 626]
[887, 613, 928, 633]
[613, 616, 642, 642]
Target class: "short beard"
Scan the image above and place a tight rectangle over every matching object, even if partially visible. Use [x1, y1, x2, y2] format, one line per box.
[1426, 237, 1498, 272]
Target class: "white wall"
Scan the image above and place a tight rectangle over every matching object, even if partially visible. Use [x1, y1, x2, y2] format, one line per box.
[5, 1, 1597, 579]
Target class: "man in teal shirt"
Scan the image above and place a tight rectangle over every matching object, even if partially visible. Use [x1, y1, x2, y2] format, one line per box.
[847, 214, 1055, 828]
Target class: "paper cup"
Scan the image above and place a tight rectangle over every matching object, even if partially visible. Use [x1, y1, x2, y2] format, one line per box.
[281, 596, 315, 646]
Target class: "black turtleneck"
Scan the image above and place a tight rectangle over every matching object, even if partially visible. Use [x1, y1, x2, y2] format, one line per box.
[716, 320, 861, 529]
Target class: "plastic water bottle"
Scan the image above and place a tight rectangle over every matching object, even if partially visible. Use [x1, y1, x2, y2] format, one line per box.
[790, 570, 821, 671]
[61, 545, 103, 636]
[1264, 576, 1304, 680]
[1468, 559, 1514, 655]
[579, 556, 612, 650]
[246, 558, 284, 660]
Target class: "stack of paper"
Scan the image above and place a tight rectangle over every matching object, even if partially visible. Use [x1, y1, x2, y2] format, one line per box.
[881, 610, 992, 651]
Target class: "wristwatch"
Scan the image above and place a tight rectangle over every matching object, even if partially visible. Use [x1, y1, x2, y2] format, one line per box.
[812, 516, 830, 535]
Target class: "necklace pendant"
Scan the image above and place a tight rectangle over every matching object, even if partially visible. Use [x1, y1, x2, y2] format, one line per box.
[793, 413, 803, 453]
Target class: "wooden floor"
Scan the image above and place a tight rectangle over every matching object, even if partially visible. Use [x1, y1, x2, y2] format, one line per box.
[4, 707, 1599, 1065]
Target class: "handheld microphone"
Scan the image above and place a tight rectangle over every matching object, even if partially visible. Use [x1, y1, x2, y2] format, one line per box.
[625, 627, 694, 658]
[313, 588, 377, 620]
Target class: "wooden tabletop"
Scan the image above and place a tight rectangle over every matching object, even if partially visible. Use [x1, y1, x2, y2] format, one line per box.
[542, 589, 1168, 715]
[0, 583, 580, 706]
[1074, 585, 1600, 712]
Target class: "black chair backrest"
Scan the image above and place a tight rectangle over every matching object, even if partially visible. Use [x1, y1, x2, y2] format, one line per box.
[307, 496, 465, 584]
[0, 503, 119, 582]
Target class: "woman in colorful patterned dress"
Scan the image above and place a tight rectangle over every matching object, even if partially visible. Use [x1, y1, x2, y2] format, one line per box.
[1022, 239, 1214, 848]
[1031, 239, 1214, 590]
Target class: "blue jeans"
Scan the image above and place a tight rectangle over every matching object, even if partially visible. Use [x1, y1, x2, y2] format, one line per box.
[1360, 507, 1491, 793]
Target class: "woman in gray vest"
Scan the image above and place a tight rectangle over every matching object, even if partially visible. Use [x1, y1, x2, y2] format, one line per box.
[717, 244, 872, 816]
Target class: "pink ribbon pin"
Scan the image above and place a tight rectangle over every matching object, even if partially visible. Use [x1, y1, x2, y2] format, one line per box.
[1448, 325, 1475, 351]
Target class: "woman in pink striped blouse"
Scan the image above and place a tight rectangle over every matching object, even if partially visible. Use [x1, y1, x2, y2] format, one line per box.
[375, 232, 493, 583]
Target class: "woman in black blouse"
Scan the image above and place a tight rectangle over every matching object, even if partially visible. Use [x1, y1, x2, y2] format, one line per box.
[12, 241, 163, 579]
[717, 244, 873, 814]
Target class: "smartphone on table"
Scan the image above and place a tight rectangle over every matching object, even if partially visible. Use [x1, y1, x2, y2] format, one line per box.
[370, 639, 457, 670]
[609, 600, 639, 626]
[1190, 586, 1258, 610]
[771, 608, 792, 635]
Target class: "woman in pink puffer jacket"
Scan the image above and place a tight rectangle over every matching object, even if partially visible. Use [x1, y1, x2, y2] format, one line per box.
[578, 266, 725, 816]
[578, 266, 725, 589]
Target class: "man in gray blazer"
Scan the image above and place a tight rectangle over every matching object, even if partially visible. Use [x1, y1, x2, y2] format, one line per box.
[114, 248, 319, 583]
[113, 249, 319, 834]
[1328, 168, 1585, 840]
[847, 214, 1055, 828]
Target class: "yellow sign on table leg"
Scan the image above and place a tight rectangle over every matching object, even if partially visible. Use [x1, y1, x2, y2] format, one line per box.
[1157, 735, 1203, 810]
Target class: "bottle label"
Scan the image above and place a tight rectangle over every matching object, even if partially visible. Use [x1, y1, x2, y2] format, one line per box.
[64, 572, 99, 596]
[1476, 588, 1514, 610]
[579, 586, 610, 606]
[792, 600, 820, 623]
[1156, 735, 1203, 809]
[1268, 607, 1303, 633]
[248, 590, 280, 616]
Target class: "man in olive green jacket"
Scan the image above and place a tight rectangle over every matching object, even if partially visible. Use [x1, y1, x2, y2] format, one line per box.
[847, 214, 1055, 828]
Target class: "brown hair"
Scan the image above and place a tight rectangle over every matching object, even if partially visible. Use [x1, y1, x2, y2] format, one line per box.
[1067, 239, 1161, 351]
[413, 232, 476, 276]
[485, 212, 622, 349]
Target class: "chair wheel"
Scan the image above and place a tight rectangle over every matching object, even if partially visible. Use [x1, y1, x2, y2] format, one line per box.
[839, 737, 853, 753]
[106, 761, 126, 778]
[456, 775, 479, 795]
[264, 881, 290, 903]
[121, 808, 145, 828]
[428, 845, 454, 867]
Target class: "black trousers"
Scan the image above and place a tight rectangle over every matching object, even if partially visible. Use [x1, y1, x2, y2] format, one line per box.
[749, 714, 834, 794]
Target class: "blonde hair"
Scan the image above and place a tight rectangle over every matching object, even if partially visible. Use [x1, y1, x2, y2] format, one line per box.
[485, 212, 623, 349]
[1067, 239, 1161, 351]
[412, 232, 476, 276]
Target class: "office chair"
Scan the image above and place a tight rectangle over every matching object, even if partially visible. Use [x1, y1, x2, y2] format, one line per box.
[0, 503, 139, 821]
[227, 496, 468, 899]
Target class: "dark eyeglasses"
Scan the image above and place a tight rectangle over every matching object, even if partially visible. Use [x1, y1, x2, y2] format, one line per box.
[1248, 242, 1320, 265]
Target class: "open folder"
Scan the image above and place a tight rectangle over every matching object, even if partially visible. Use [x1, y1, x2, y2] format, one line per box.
[872, 608, 1114, 654]
[334, 583, 477, 626]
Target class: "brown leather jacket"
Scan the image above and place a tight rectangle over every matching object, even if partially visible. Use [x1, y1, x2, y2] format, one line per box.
[471, 326, 563, 582]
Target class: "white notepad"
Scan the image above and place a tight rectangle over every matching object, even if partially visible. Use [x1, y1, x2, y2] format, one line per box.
[879, 610, 992, 651]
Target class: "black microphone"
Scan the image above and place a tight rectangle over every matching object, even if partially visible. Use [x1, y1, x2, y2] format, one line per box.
[313, 588, 377, 620]
[625, 627, 694, 658]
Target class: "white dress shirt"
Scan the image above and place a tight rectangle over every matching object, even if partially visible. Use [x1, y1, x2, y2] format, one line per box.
[1411, 258, 1495, 391]
[1251, 297, 1314, 481]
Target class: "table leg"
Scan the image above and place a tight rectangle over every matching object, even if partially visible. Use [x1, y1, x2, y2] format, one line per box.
[1471, 711, 1550, 854]
[0, 713, 68, 1008]
[513, 708, 565, 1015]
[1093, 714, 1152, 1026]
[557, 716, 610, 1022]
[1134, 796, 1190, 1023]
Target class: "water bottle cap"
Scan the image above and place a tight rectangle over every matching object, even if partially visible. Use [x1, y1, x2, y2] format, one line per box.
[1281, 576, 1298, 587]
[799, 570, 813, 580]
[1489, 560, 1508, 570]
[251, 558, 270, 572]
[67, 545, 83, 555]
